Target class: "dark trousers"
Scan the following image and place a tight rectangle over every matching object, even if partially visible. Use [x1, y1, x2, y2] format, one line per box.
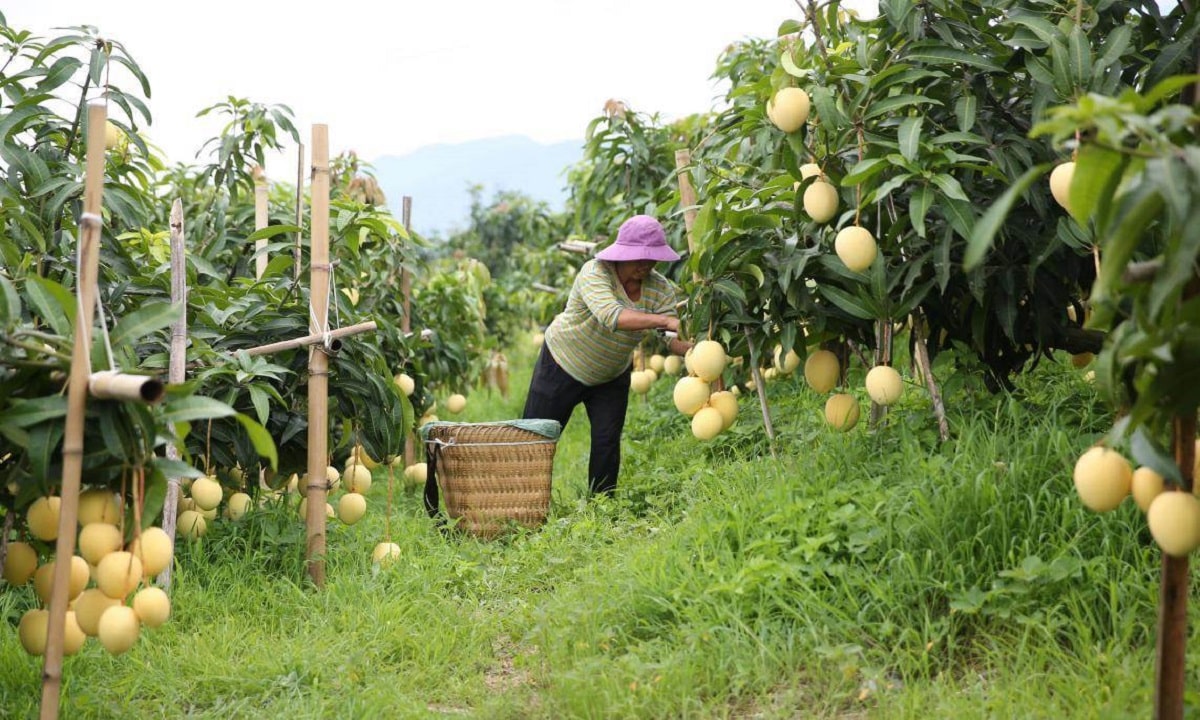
[522, 344, 631, 495]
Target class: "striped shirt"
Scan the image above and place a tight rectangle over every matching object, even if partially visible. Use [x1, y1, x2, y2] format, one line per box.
[545, 259, 680, 386]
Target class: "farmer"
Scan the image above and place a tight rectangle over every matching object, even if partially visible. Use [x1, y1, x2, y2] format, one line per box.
[522, 214, 692, 495]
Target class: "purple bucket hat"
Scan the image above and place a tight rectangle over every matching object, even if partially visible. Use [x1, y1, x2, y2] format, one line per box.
[595, 215, 681, 263]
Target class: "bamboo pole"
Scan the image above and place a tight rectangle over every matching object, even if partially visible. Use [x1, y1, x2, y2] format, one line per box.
[305, 125, 331, 588]
[294, 143, 305, 281]
[401, 196, 414, 467]
[88, 371, 165, 403]
[674, 150, 699, 283]
[243, 320, 379, 357]
[159, 199, 187, 589]
[253, 173, 269, 495]
[40, 99, 107, 720]
[557, 240, 597, 255]
[255, 168, 269, 279]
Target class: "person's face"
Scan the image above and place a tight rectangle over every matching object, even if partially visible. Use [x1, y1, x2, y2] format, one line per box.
[619, 259, 655, 282]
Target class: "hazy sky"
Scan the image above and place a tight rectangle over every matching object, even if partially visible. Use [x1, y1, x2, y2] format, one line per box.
[6, 1, 877, 176]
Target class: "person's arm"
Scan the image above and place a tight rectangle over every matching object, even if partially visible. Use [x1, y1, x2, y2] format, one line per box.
[667, 336, 693, 356]
[614, 308, 678, 332]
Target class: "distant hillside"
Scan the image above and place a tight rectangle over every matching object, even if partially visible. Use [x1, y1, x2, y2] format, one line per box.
[371, 135, 582, 238]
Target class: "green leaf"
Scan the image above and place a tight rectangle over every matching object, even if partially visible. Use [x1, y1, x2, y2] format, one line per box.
[713, 278, 747, 304]
[235, 412, 278, 470]
[780, 50, 809, 79]
[1130, 426, 1182, 485]
[1093, 186, 1164, 307]
[819, 285, 876, 320]
[110, 301, 182, 348]
[1140, 75, 1200, 110]
[27, 421, 63, 488]
[1, 396, 68, 429]
[744, 264, 765, 288]
[954, 95, 977, 133]
[1070, 144, 1126, 229]
[1066, 24, 1092, 90]
[842, 158, 889, 186]
[940, 198, 977, 243]
[863, 94, 941, 120]
[160, 396, 237, 425]
[1003, 14, 1063, 45]
[0, 272, 19, 328]
[245, 224, 303, 243]
[964, 163, 1052, 271]
[898, 116, 923, 162]
[248, 384, 271, 426]
[150, 457, 205, 481]
[906, 45, 1004, 73]
[24, 275, 75, 336]
[909, 185, 933, 238]
[930, 173, 969, 202]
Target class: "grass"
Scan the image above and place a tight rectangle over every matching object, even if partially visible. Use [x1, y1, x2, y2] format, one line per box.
[0, 338, 1194, 718]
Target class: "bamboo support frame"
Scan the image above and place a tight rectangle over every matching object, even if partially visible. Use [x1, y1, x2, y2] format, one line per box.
[159, 199, 187, 589]
[243, 320, 378, 357]
[40, 99, 107, 720]
[306, 125, 331, 588]
[401, 196, 414, 466]
[88, 370, 165, 403]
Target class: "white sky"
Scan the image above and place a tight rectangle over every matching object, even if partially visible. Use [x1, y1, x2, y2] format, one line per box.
[6, 1, 876, 176]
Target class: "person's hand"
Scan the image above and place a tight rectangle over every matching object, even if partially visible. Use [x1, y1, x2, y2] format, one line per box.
[661, 315, 680, 333]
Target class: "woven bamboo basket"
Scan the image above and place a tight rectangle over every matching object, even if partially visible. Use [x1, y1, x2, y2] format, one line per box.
[424, 423, 557, 539]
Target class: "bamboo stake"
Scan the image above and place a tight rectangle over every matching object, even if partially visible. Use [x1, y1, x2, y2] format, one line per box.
[253, 174, 269, 495]
[1155, 414, 1196, 720]
[294, 143, 305, 281]
[41, 99, 107, 720]
[911, 312, 950, 441]
[674, 150, 699, 283]
[159, 198, 187, 589]
[255, 168, 268, 279]
[305, 124, 331, 588]
[401, 196, 414, 467]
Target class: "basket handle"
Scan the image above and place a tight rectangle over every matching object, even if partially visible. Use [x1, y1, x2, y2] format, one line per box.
[423, 440, 445, 526]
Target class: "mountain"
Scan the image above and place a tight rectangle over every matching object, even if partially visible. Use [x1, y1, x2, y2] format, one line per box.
[371, 135, 583, 238]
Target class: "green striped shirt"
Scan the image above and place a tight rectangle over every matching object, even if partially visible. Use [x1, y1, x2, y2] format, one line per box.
[545, 259, 681, 386]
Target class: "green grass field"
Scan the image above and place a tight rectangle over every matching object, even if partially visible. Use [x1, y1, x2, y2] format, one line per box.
[0, 338, 1189, 718]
